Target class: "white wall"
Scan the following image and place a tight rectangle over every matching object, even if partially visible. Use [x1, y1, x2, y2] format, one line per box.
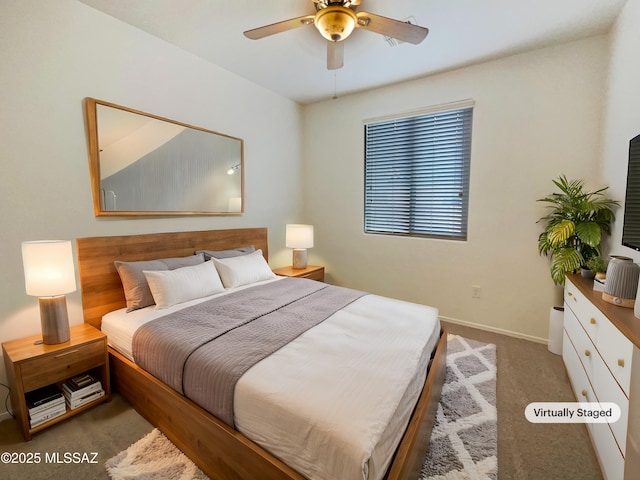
[601, 0, 640, 261]
[301, 36, 610, 341]
[0, 0, 302, 419]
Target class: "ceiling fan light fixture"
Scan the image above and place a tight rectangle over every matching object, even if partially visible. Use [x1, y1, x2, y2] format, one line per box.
[314, 6, 357, 42]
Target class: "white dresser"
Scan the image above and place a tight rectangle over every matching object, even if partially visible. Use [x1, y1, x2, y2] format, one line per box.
[563, 274, 640, 480]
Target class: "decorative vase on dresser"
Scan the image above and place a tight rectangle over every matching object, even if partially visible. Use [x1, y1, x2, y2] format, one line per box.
[562, 273, 640, 479]
[603, 256, 640, 308]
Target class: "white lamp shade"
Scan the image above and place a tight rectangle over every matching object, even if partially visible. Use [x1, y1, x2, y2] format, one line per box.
[286, 224, 314, 249]
[22, 240, 76, 297]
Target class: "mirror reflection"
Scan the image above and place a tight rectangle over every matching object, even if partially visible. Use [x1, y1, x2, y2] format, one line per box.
[86, 98, 243, 216]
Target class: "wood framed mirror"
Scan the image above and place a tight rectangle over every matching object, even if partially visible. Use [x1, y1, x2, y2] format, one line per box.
[85, 98, 244, 216]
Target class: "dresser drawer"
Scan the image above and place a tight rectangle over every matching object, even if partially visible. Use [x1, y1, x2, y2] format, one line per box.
[565, 279, 589, 322]
[293, 270, 321, 281]
[592, 421, 625, 480]
[563, 331, 597, 406]
[21, 340, 105, 392]
[564, 305, 596, 378]
[565, 278, 605, 343]
[597, 316, 634, 396]
[593, 353, 629, 456]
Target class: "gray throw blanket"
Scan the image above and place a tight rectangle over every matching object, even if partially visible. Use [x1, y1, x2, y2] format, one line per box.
[132, 277, 366, 426]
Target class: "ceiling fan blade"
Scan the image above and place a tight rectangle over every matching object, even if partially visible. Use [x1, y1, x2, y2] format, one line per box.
[355, 12, 429, 44]
[244, 15, 315, 40]
[327, 41, 344, 70]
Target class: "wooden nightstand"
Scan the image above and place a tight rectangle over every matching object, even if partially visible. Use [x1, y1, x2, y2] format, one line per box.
[2, 323, 111, 440]
[272, 265, 325, 282]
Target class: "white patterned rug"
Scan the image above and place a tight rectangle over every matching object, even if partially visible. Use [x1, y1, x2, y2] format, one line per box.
[420, 334, 498, 480]
[105, 428, 208, 480]
[106, 334, 497, 480]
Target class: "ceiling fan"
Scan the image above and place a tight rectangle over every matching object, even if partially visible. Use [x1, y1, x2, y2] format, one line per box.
[243, 0, 429, 70]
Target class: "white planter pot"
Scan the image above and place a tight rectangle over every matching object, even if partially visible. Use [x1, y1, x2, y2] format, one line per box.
[548, 306, 564, 355]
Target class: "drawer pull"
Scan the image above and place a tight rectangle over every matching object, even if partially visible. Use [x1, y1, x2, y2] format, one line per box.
[590, 318, 596, 325]
[584, 350, 591, 357]
[618, 359, 625, 368]
[54, 349, 79, 358]
[581, 389, 588, 397]
[568, 292, 573, 297]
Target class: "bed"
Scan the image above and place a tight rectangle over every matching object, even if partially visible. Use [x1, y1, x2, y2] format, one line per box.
[76, 228, 446, 480]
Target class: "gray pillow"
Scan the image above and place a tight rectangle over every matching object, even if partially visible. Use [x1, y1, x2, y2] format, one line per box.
[196, 245, 255, 261]
[115, 253, 205, 312]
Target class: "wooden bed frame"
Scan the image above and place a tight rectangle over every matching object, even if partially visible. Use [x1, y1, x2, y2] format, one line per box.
[76, 228, 447, 480]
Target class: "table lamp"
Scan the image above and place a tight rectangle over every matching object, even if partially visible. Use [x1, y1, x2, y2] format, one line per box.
[286, 224, 314, 269]
[603, 256, 639, 308]
[22, 240, 76, 344]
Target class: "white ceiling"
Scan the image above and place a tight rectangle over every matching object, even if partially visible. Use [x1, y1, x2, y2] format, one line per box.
[78, 0, 627, 105]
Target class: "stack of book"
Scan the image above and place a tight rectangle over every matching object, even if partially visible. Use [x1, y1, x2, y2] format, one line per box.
[26, 384, 66, 428]
[62, 373, 104, 410]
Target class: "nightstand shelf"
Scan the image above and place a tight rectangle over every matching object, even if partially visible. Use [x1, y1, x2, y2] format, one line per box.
[272, 265, 324, 282]
[2, 323, 111, 440]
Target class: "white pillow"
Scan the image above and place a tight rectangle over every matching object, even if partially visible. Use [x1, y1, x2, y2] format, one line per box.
[212, 249, 276, 288]
[143, 260, 224, 309]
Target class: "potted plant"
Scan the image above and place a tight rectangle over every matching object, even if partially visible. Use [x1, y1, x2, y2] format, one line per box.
[585, 256, 609, 280]
[537, 175, 619, 285]
[580, 265, 596, 279]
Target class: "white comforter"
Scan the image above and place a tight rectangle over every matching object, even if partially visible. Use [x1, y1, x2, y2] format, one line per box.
[102, 278, 440, 480]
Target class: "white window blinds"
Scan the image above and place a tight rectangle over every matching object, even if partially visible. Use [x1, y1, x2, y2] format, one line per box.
[364, 103, 473, 240]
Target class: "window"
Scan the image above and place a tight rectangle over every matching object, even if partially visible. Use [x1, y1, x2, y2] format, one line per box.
[364, 100, 473, 240]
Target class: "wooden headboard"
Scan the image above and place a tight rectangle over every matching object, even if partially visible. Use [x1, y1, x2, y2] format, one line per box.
[76, 228, 268, 330]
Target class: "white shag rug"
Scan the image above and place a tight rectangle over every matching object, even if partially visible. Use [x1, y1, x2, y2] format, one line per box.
[105, 428, 207, 480]
[106, 335, 497, 480]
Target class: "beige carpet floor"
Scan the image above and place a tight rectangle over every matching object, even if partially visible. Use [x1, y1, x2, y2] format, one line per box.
[444, 321, 602, 480]
[0, 322, 602, 479]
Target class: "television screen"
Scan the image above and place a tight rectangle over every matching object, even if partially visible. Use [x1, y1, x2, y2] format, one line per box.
[622, 134, 640, 251]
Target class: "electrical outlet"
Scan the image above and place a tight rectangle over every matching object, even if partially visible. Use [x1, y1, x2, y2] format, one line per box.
[472, 285, 481, 299]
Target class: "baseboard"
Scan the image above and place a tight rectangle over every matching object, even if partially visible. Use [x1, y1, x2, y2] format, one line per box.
[0, 410, 13, 423]
[439, 315, 548, 345]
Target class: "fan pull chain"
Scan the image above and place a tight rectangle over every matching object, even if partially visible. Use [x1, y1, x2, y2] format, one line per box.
[333, 72, 338, 100]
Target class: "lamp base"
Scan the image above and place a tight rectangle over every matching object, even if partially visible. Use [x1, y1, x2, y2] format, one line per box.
[292, 249, 308, 270]
[39, 295, 70, 344]
[602, 293, 635, 309]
